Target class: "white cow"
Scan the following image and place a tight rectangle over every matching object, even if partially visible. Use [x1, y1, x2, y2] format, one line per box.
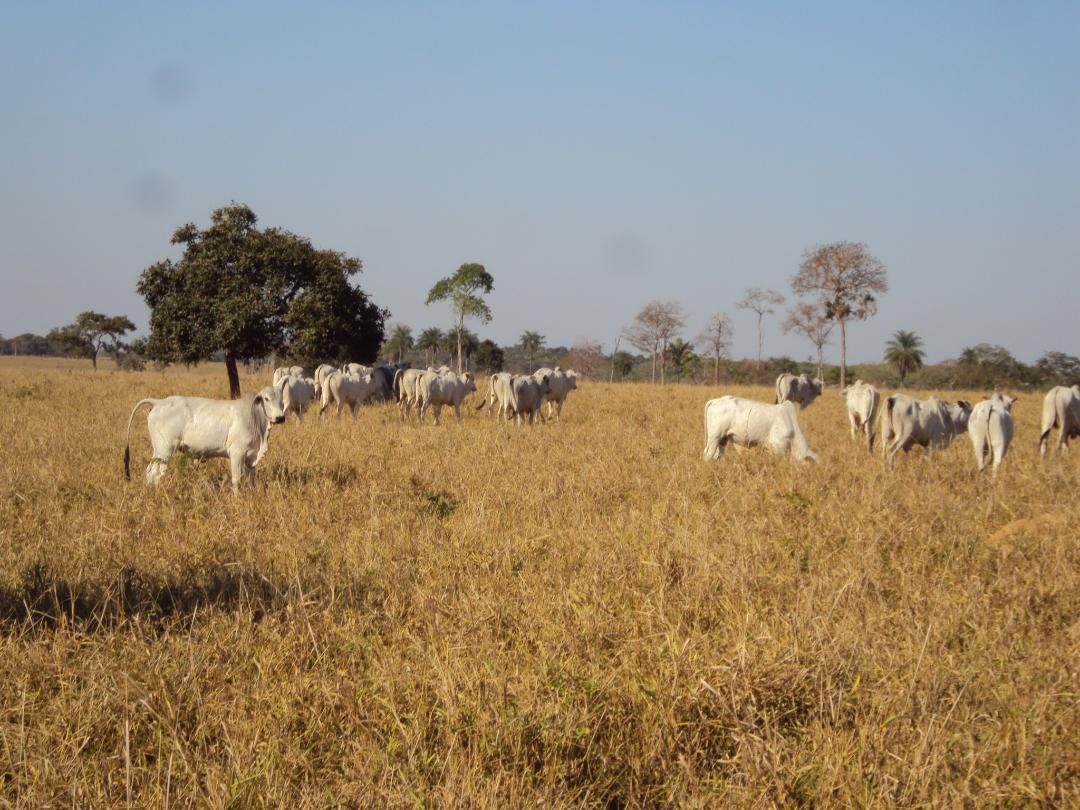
[969, 393, 1015, 475]
[320, 371, 377, 417]
[1039, 385, 1080, 455]
[534, 367, 578, 420]
[842, 380, 881, 452]
[418, 372, 477, 424]
[272, 365, 308, 388]
[394, 368, 429, 420]
[511, 373, 552, 425]
[880, 394, 972, 464]
[280, 376, 317, 422]
[478, 372, 516, 420]
[343, 362, 372, 378]
[703, 396, 818, 462]
[313, 364, 338, 399]
[775, 373, 824, 408]
[123, 386, 286, 491]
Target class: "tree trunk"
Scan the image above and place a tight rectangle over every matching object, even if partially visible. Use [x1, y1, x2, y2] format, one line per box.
[816, 345, 824, 382]
[650, 350, 656, 384]
[757, 313, 764, 374]
[660, 340, 667, 385]
[225, 353, 242, 399]
[713, 349, 719, 385]
[839, 319, 848, 390]
[91, 350, 97, 371]
[456, 316, 464, 374]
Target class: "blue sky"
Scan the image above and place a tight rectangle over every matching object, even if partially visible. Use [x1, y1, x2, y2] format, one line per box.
[1, 2, 1077, 362]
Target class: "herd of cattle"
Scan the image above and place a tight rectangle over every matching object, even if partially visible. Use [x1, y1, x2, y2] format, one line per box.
[121, 366, 1080, 491]
[706, 372, 1080, 476]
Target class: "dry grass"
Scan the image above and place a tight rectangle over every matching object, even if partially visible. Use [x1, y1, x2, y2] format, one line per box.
[0, 356, 1078, 807]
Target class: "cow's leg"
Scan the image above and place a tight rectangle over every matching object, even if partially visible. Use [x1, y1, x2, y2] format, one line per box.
[555, 399, 564, 421]
[144, 434, 178, 486]
[848, 412, 859, 441]
[432, 403, 442, 425]
[886, 428, 912, 466]
[228, 451, 246, 492]
[973, 435, 987, 472]
[453, 403, 462, 422]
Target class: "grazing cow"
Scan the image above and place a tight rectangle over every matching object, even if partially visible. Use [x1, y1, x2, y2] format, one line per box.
[510, 373, 552, 425]
[533, 367, 579, 421]
[418, 371, 476, 424]
[123, 386, 286, 491]
[703, 396, 818, 462]
[880, 394, 972, 464]
[320, 371, 377, 417]
[775, 373, 824, 408]
[280, 376, 317, 423]
[394, 368, 429, 420]
[1039, 385, 1080, 455]
[842, 380, 881, 452]
[478, 372, 516, 420]
[969, 393, 1015, 475]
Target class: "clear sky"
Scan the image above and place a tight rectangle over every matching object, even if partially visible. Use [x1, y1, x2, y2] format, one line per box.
[1, 2, 1077, 363]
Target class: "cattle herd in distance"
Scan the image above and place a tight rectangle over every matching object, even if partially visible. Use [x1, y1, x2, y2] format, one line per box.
[122, 365, 1080, 492]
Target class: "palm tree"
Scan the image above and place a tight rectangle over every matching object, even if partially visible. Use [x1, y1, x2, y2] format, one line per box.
[665, 338, 699, 381]
[416, 328, 444, 367]
[884, 330, 926, 385]
[519, 330, 545, 372]
[384, 323, 414, 364]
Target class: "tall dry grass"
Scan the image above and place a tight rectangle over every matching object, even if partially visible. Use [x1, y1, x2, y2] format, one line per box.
[0, 357, 1077, 807]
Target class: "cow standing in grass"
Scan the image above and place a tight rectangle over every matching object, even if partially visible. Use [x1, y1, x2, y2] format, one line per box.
[842, 380, 881, 452]
[1039, 385, 1080, 455]
[969, 393, 1015, 476]
[123, 386, 286, 491]
[880, 394, 972, 464]
[703, 396, 818, 462]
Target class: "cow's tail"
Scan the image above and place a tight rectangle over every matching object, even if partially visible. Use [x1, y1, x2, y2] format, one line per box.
[775, 374, 783, 404]
[123, 399, 157, 481]
[880, 396, 896, 458]
[392, 368, 406, 402]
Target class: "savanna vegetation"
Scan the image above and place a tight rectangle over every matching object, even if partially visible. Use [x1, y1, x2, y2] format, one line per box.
[1, 356, 1077, 806]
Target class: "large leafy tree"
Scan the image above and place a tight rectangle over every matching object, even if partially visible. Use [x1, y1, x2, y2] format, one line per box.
[137, 204, 386, 398]
[425, 263, 494, 373]
[47, 311, 135, 370]
[883, 330, 925, 385]
[473, 339, 505, 372]
[792, 241, 888, 388]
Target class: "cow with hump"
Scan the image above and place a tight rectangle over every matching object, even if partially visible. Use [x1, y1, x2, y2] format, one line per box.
[842, 379, 881, 452]
[879, 394, 972, 464]
[703, 396, 818, 462]
[969, 392, 1015, 476]
[1039, 384, 1080, 455]
[123, 385, 286, 491]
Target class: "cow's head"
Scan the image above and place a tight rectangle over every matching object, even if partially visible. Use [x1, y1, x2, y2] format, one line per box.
[536, 373, 552, 393]
[256, 385, 286, 424]
[566, 370, 578, 390]
[461, 372, 476, 392]
[811, 377, 825, 392]
[948, 400, 972, 434]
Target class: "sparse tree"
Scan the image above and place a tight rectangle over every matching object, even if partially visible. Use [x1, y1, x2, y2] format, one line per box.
[384, 323, 414, 364]
[782, 303, 834, 381]
[519, 330, 545, 372]
[566, 339, 606, 378]
[137, 204, 385, 398]
[883, 330, 925, 385]
[417, 328, 444, 367]
[697, 313, 734, 385]
[425, 263, 494, 374]
[792, 242, 888, 389]
[623, 301, 685, 384]
[1036, 351, 1080, 385]
[48, 311, 136, 370]
[736, 288, 785, 373]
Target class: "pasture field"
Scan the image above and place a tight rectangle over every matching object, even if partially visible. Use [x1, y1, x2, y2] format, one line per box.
[1, 357, 1078, 807]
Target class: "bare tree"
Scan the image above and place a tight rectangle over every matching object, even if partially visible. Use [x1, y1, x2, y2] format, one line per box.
[623, 301, 685, 384]
[566, 339, 606, 378]
[697, 313, 734, 385]
[782, 302, 834, 381]
[792, 242, 888, 388]
[736, 287, 785, 372]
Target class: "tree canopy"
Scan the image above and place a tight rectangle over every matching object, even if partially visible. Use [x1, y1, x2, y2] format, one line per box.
[137, 203, 386, 397]
[425, 263, 494, 373]
[47, 311, 135, 370]
[793, 241, 888, 388]
[883, 330, 926, 385]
